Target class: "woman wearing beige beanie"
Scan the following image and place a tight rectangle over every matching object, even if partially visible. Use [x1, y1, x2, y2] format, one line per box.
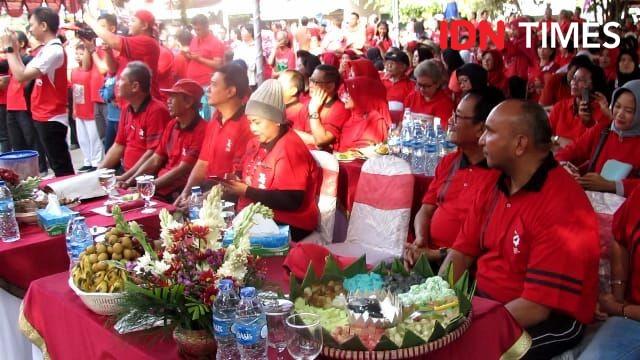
[222, 79, 321, 241]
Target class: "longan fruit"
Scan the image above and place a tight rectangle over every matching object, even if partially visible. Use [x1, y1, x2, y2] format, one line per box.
[97, 253, 109, 262]
[113, 243, 123, 254]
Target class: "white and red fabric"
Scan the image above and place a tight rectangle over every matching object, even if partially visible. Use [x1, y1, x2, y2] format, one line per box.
[327, 156, 414, 265]
[301, 150, 339, 245]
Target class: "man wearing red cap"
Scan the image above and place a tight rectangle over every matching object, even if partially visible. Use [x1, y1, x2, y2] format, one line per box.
[101, 61, 170, 176]
[119, 79, 206, 200]
[84, 9, 160, 100]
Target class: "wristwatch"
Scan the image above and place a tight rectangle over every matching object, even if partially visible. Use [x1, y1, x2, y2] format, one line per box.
[4, 46, 13, 54]
[309, 112, 320, 120]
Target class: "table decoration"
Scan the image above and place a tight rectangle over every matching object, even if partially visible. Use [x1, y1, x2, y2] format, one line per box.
[289, 255, 475, 359]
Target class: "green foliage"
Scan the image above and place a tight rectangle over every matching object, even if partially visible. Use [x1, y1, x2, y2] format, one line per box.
[128, 221, 156, 260]
[10, 177, 40, 201]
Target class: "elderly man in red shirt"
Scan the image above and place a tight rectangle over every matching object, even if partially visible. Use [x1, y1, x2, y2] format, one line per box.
[382, 50, 415, 124]
[118, 79, 206, 200]
[84, 9, 160, 99]
[441, 100, 600, 359]
[183, 14, 224, 88]
[101, 62, 170, 176]
[175, 63, 252, 207]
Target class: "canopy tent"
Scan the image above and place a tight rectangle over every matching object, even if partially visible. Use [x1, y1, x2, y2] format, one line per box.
[2, 0, 81, 16]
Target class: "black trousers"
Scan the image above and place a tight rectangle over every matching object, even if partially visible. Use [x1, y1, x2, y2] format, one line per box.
[6, 110, 48, 172]
[32, 121, 74, 177]
[523, 313, 584, 359]
[0, 105, 9, 153]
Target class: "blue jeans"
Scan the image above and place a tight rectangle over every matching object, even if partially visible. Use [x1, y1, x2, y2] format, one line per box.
[579, 317, 640, 359]
[103, 121, 118, 152]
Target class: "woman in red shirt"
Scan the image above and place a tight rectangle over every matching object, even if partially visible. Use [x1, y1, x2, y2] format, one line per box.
[337, 76, 390, 152]
[481, 50, 508, 94]
[539, 55, 593, 107]
[223, 79, 320, 241]
[556, 80, 640, 197]
[371, 21, 392, 55]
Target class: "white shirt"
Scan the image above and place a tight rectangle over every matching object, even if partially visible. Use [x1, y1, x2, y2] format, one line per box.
[234, 41, 258, 86]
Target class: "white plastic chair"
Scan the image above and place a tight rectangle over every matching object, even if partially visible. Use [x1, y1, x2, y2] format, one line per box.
[327, 156, 414, 265]
[300, 150, 339, 245]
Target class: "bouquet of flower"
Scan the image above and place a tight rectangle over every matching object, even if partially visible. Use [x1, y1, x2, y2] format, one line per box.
[0, 167, 40, 202]
[115, 185, 272, 332]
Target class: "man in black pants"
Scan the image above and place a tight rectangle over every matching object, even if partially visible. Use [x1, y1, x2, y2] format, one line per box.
[1, 7, 74, 176]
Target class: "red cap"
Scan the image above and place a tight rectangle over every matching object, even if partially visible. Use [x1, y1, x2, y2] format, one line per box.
[160, 79, 204, 100]
[134, 10, 156, 27]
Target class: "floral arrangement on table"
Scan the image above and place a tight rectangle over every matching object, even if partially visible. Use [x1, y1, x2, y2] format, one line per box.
[114, 185, 272, 333]
[289, 255, 475, 358]
[0, 167, 40, 202]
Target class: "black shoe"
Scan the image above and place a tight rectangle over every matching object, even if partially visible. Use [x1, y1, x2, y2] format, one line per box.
[78, 165, 94, 172]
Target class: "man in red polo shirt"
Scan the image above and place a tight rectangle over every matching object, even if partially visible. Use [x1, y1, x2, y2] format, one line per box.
[1, 7, 74, 176]
[85, 9, 160, 99]
[405, 90, 503, 266]
[294, 64, 349, 151]
[441, 100, 600, 359]
[382, 50, 415, 124]
[174, 63, 252, 207]
[101, 61, 170, 176]
[183, 14, 224, 87]
[404, 59, 454, 129]
[119, 79, 206, 200]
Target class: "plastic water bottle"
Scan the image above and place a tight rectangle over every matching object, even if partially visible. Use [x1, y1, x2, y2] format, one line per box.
[411, 141, 426, 174]
[188, 186, 203, 220]
[67, 216, 93, 265]
[400, 111, 414, 163]
[234, 287, 267, 360]
[0, 181, 19, 242]
[213, 279, 240, 360]
[425, 136, 438, 176]
[435, 124, 446, 159]
[387, 124, 400, 155]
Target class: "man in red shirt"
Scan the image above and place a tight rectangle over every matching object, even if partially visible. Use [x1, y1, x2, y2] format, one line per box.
[278, 70, 307, 126]
[175, 63, 252, 207]
[294, 64, 349, 151]
[269, 30, 296, 77]
[102, 62, 170, 176]
[119, 79, 206, 201]
[406, 90, 502, 266]
[441, 100, 600, 359]
[382, 50, 414, 124]
[85, 9, 160, 99]
[404, 59, 454, 129]
[1, 7, 74, 176]
[183, 14, 224, 87]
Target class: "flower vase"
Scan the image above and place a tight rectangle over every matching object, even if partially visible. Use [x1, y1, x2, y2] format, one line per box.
[173, 326, 217, 359]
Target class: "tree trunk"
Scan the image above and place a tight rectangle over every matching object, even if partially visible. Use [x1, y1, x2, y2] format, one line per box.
[254, 0, 264, 86]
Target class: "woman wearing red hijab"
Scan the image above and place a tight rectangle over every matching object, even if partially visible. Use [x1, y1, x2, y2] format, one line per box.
[481, 50, 507, 93]
[346, 58, 381, 80]
[337, 76, 390, 151]
[320, 51, 341, 68]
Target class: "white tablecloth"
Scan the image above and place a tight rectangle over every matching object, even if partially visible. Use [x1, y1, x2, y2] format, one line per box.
[0, 287, 31, 360]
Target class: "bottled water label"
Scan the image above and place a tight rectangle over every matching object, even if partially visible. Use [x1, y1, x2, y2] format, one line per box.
[0, 200, 13, 212]
[213, 316, 234, 337]
[233, 322, 267, 346]
[188, 207, 200, 220]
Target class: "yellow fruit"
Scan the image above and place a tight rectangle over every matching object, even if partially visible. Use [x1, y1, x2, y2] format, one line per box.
[88, 254, 99, 264]
[97, 253, 109, 262]
[96, 243, 107, 254]
[86, 245, 96, 254]
[96, 261, 108, 271]
[91, 263, 100, 272]
[111, 253, 123, 261]
[107, 246, 114, 254]
[113, 243, 123, 254]
[108, 235, 118, 243]
[121, 237, 132, 249]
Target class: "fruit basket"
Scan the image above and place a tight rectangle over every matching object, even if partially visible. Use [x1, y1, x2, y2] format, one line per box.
[289, 255, 475, 359]
[68, 276, 125, 316]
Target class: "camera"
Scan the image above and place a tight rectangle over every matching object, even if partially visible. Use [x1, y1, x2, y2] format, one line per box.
[76, 27, 97, 41]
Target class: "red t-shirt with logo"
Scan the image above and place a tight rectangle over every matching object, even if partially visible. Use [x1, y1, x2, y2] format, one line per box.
[119, 35, 160, 99]
[71, 68, 95, 120]
[114, 97, 171, 170]
[238, 129, 320, 231]
[186, 33, 225, 86]
[291, 98, 350, 151]
[155, 117, 207, 195]
[422, 151, 499, 249]
[273, 47, 296, 73]
[404, 89, 454, 129]
[452, 155, 600, 324]
[199, 108, 253, 177]
[382, 76, 415, 103]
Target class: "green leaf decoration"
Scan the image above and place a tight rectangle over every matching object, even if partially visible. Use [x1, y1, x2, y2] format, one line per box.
[428, 321, 446, 342]
[128, 222, 156, 260]
[374, 335, 399, 351]
[445, 314, 465, 333]
[391, 258, 409, 276]
[454, 270, 470, 297]
[321, 255, 344, 283]
[340, 335, 368, 351]
[401, 328, 427, 348]
[412, 254, 434, 278]
[446, 262, 455, 288]
[300, 264, 318, 291]
[371, 262, 388, 276]
[289, 273, 301, 302]
[342, 255, 367, 278]
[456, 288, 473, 317]
[322, 328, 341, 349]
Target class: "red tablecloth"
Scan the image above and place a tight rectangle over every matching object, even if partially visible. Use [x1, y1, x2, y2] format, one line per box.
[22, 267, 527, 360]
[0, 198, 173, 291]
[337, 160, 432, 214]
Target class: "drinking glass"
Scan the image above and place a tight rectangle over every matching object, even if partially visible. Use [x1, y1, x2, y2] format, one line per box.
[286, 313, 322, 360]
[98, 169, 117, 205]
[135, 175, 156, 214]
[265, 299, 293, 360]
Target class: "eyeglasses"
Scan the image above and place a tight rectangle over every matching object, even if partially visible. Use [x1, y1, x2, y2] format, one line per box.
[453, 112, 475, 123]
[416, 81, 436, 89]
[310, 78, 333, 85]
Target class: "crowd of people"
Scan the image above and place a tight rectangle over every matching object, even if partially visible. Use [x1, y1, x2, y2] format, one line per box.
[0, 4, 640, 359]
